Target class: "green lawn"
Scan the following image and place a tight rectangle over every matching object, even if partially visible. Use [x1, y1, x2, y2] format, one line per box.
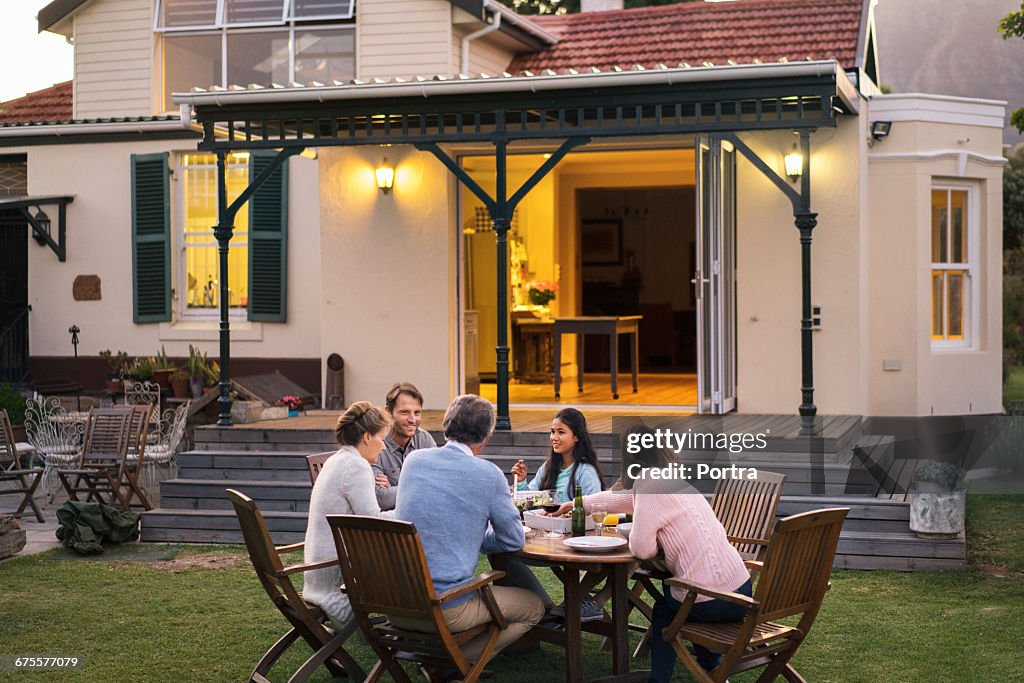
[1004, 365, 1024, 404]
[1, 493, 1022, 683]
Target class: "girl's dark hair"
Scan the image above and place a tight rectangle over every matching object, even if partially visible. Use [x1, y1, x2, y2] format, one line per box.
[335, 401, 391, 447]
[540, 408, 605, 498]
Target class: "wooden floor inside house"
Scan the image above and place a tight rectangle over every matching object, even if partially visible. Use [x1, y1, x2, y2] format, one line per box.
[479, 372, 698, 407]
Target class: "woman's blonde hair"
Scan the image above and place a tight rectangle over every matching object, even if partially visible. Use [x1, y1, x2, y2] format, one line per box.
[334, 401, 391, 447]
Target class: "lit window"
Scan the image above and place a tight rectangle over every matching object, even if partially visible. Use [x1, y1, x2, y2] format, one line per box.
[156, 0, 355, 111]
[930, 186, 973, 347]
[180, 153, 250, 318]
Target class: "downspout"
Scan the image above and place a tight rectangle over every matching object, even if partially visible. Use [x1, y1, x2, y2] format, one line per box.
[461, 2, 502, 76]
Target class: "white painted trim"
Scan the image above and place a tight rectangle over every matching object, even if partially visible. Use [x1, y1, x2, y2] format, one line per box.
[158, 320, 264, 341]
[869, 93, 1006, 129]
[174, 60, 842, 106]
[868, 150, 1007, 175]
[0, 119, 198, 138]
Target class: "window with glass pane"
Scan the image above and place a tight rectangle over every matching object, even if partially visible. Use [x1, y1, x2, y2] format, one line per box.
[163, 34, 222, 112]
[295, 30, 355, 83]
[930, 188, 970, 344]
[157, 0, 219, 28]
[291, 0, 355, 19]
[182, 153, 250, 315]
[224, 0, 286, 26]
[227, 31, 291, 87]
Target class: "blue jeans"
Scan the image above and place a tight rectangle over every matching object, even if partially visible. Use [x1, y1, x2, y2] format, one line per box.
[649, 578, 752, 682]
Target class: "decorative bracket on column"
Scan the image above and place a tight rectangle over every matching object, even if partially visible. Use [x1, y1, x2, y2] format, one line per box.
[0, 195, 74, 262]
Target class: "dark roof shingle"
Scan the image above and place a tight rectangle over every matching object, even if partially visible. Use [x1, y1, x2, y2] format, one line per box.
[0, 81, 73, 124]
[509, 0, 864, 73]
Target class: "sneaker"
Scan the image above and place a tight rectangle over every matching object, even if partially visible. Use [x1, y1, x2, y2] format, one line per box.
[579, 599, 604, 622]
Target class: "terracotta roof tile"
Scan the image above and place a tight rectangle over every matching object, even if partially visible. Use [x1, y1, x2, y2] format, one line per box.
[0, 81, 73, 124]
[510, 0, 864, 73]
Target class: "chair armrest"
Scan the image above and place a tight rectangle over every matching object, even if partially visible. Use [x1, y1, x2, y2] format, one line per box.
[275, 542, 304, 554]
[727, 535, 768, 547]
[744, 560, 763, 575]
[478, 584, 509, 630]
[435, 570, 507, 605]
[665, 577, 758, 608]
[278, 557, 339, 577]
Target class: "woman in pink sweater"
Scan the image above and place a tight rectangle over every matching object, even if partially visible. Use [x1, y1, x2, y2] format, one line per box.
[572, 439, 752, 680]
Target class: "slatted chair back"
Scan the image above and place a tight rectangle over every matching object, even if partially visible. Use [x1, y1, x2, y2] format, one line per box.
[305, 451, 334, 485]
[329, 515, 436, 619]
[753, 507, 848, 623]
[711, 469, 786, 560]
[226, 489, 365, 683]
[0, 409, 18, 469]
[327, 514, 507, 682]
[0, 409, 45, 522]
[80, 408, 133, 470]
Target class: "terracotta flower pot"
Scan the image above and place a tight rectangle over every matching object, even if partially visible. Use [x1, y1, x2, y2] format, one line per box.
[152, 369, 173, 388]
[105, 378, 123, 395]
[171, 378, 190, 398]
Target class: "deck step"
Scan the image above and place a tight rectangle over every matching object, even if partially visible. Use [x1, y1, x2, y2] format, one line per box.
[140, 508, 306, 544]
[160, 479, 311, 512]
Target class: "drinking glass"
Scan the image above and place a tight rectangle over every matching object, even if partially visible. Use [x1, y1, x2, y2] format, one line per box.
[541, 490, 563, 538]
[591, 509, 607, 534]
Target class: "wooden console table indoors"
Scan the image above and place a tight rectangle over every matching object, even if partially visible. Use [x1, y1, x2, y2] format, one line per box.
[553, 316, 641, 399]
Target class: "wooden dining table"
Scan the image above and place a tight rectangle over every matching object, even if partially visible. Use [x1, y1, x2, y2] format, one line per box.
[492, 529, 638, 683]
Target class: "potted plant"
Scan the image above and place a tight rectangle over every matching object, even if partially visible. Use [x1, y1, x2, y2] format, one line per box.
[909, 460, 967, 539]
[170, 368, 191, 399]
[98, 349, 128, 394]
[276, 395, 304, 417]
[152, 345, 176, 388]
[187, 345, 207, 398]
[0, 382, 28, 443]
[125, 356, 155, 388]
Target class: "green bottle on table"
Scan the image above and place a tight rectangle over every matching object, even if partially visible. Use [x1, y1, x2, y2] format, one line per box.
[571, 485, 586, 537]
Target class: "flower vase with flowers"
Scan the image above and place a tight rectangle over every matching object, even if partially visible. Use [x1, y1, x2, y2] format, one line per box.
[276, 395, 303, 417]
[525, 280, 558, 307]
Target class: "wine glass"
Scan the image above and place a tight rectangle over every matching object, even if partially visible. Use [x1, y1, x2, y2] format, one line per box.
[591, 509, 607, 534]
[541, 490, 564, 538]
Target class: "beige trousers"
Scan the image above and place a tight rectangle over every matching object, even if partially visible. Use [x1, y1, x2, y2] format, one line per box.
[392, 586, 544, 662]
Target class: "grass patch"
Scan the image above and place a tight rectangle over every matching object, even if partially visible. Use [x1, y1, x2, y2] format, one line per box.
[2, 501, 1023, 682]
[1004, 365, 1024, 404]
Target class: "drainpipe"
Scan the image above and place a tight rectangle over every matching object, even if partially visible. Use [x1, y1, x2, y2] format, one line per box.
[461, 2, 502, 76]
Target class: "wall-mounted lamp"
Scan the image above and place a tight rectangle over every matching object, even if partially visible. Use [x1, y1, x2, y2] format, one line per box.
[31, 207, 51, 245]
[871, 120, 892, 141]
[375, 158, 395, 194]
[784, 145, 803, 181]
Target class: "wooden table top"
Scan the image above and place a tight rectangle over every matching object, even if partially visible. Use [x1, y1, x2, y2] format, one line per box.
[517, 529, 635, 564]
[553, 316, 642, 323]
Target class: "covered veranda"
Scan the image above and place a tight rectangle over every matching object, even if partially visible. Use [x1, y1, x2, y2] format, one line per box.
[173, 59, 859, 431]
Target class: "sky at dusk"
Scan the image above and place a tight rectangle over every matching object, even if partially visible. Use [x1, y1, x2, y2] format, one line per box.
[0, 3, 74, 103]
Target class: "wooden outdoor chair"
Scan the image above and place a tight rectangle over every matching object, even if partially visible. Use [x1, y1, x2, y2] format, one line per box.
[120, 404, 154, 510]
[326, 515, 508, 683]
[0, 409, 45, 522]
[624, 470, 787, 658]
[57, 407, 134, 510]
[226, 489, 366, 683]
[306, 451, 334, 485]
[663, 507, 849, 683]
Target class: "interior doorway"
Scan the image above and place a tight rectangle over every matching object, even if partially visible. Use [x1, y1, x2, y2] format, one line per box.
[577, 186, 696, 375]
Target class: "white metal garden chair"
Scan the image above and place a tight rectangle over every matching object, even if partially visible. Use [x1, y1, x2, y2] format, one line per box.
[140, 401, 190, 492]
[24, 397, 85, 503]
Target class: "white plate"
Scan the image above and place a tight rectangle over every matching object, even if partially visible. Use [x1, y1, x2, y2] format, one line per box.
[562, 536, 628, 553]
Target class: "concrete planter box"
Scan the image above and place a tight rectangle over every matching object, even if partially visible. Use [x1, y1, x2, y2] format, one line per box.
[909, 486, 966, 539]
[230, 401, 290, 424]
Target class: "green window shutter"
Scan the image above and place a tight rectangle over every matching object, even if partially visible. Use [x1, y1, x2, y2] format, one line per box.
[248, 151, 288, 322]
[131, 152, 171, 323]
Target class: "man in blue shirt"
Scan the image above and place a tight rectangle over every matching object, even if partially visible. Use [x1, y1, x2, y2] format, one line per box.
[395, 394, 544, 665]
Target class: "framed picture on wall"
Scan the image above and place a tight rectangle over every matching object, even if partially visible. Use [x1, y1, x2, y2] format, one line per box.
[581, 219, 623, 265]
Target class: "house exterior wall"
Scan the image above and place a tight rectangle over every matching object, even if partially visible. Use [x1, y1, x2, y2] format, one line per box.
[71, 0, 154, 119]
[866, 94, 1005, 416]
[451, 23, 519, 75]
[20, 140, 322, 363]
[734, 119, 865, 416]
[357, 0, 453, 79]
[318, 146, 455, 410]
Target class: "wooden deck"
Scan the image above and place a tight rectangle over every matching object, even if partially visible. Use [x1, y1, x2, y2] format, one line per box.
[481, 372, 698, 407]
[140, 414, 965, 570]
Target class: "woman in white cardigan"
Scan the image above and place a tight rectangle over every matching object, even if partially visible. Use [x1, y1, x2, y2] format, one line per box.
[303, 401, 391, 631]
